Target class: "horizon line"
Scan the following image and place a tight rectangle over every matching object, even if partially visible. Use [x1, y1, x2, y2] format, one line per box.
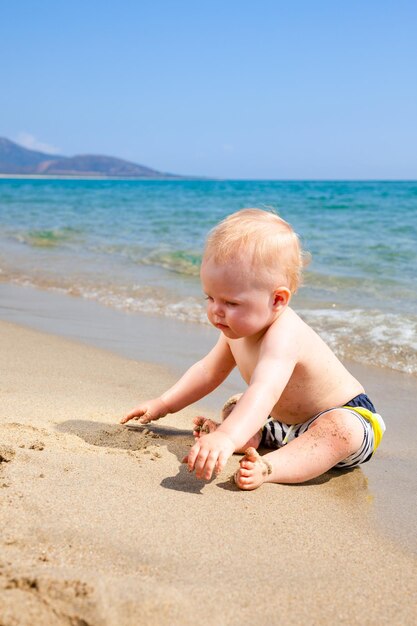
[0, 174, 416, 182]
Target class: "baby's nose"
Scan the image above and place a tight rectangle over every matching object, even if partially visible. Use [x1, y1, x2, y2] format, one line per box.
[212, 301, 225, 316]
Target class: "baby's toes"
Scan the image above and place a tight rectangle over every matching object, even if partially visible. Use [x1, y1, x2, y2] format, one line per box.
[234, 451, 270, 491]
[237, 466, 252, 477]
[239, 460, 256, 471]
[234, 469, 255, 490]
[234, 469, 246, 487]
[243, 446, 262, 463]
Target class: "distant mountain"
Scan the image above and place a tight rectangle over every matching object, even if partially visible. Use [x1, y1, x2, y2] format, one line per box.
[0, 138, 182, 178]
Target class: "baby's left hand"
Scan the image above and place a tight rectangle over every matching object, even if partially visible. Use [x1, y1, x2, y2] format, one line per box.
[183, 431, 235, 480]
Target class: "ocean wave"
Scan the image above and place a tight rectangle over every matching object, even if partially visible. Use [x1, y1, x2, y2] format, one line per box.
[79, 287, 207, 323]
[301, 308, 417, 376]
[10, 226, 84, 248]
[89, 244, 202, 276]
[1, 269, 416, 376]
[0, 271, 207, 324]
[142, 249, 202, 276]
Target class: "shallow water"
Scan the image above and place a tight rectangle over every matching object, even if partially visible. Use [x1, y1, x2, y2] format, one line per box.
[1, 178, 416, 374]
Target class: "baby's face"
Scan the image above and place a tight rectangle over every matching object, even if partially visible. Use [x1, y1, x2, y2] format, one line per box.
[200, 257, 278, 339]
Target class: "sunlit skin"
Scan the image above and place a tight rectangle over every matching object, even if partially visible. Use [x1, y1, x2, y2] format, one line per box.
[122, 255, 365, 489]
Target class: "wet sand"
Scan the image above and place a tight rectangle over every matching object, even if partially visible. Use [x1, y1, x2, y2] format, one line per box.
[1, 318, 417, 625]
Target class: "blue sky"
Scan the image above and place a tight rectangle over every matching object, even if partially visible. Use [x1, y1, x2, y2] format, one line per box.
[1, 1, 416, 178]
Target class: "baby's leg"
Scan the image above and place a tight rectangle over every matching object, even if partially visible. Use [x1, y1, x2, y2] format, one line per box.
[234, 409, 364, 490]
[193, 394, 262, 453]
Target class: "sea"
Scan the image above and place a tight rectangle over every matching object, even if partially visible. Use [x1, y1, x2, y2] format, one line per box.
[0, 178, 416, 375]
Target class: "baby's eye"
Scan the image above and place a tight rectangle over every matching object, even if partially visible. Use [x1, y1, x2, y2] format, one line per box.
[226, 301, 238, 307]
[204, 295, 214, 302]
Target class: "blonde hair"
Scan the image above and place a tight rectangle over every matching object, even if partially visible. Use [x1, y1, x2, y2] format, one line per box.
[203, 208, 308, 293]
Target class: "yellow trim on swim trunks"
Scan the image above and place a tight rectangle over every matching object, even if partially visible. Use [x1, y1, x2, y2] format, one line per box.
[342, 406, 384, 450]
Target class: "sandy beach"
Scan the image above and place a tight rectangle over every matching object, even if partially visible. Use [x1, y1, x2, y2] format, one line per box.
[1, 316, 416, 625]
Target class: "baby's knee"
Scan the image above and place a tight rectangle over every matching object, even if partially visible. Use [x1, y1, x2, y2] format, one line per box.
[312, 409, 364, 453]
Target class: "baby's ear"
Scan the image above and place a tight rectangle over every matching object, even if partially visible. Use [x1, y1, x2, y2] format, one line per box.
[272, 287, 291, 309]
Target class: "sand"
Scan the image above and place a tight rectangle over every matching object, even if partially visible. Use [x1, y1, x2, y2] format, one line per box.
[1, 319, 416, 626]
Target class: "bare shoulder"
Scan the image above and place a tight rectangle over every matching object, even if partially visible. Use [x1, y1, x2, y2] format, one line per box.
[262, 307, 307, 354]
[274, 308, 363, 388]
[269, 307, 306, 332]
[262, 307, 337, 371]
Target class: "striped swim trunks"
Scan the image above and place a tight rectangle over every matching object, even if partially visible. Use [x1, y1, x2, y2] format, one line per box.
[260, 393, 386, 469]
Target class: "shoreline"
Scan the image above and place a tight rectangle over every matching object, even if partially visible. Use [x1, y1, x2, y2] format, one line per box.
[0, 317, 416, 624]
[1, 282, 416, 382]
[0, 282, 244, 407]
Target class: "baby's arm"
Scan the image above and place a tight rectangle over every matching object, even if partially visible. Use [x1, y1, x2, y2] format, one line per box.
[121, 335, 235, 424]
[185, 327, 298, 479]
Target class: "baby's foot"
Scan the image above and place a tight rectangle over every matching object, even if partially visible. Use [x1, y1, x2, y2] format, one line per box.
[193, 416, 219, 439]
[234, 447, 273, 491]
[221, 393, 243, 419]
[192, 394, 241, 438]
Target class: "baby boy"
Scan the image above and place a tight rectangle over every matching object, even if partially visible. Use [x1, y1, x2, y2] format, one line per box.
[121, 209, 385, 489]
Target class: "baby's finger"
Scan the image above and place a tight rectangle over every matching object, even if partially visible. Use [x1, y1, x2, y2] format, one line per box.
[186, 441, 201, 472]
[121, 410, 144, 424]
[137, 410, 153, 424]
[214, 451, 229, 476]
[201, 451, 219, 480]
[194, 448, 210, 479]
[121, 407, 145, 424]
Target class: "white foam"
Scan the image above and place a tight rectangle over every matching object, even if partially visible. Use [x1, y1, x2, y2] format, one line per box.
[4, 273, 417, 376]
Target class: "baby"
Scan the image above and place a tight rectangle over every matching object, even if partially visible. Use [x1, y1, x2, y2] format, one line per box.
[121, 208, 385, 489]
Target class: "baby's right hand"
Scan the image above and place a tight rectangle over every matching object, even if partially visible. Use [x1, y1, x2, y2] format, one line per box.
[120, 397, 169, 425]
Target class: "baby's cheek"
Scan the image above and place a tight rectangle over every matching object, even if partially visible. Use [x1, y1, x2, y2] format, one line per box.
[236, 311, 251, 324]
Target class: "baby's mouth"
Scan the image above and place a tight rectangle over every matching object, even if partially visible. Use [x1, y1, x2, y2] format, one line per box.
[215, 322, 228, 329]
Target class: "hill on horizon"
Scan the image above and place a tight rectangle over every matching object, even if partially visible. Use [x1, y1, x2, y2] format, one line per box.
[0, 138, 183, 178]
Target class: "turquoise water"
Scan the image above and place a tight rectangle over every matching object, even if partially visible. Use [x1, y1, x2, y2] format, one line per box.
[0, 178, 416, 374]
